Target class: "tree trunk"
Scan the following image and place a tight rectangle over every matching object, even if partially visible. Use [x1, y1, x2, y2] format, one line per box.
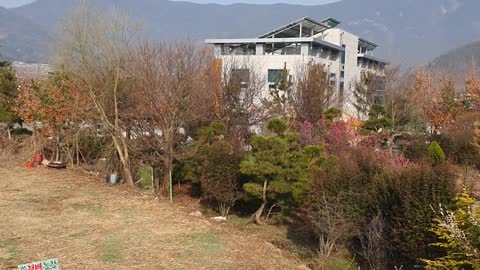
[159, 140, 175, 197]
[123, 162, 134, 186]
[319, 235, 335, 258]
[7, 127, 11, 140]
[121, 135, 133, 186]
[32, 124, 37, 153]
[254, 201, 267, 225]
[219, 203, 230, 218]
[112, 134, 134, 186]
[162, 158, 173, 198]
[153, 172, 160, 195]
[110, 65, 134, 187]
[75, 132, 80, 166]
[254, 180, 268, 225]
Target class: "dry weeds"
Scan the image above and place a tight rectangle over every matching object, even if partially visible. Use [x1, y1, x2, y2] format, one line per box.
[0, 137, 36, 162]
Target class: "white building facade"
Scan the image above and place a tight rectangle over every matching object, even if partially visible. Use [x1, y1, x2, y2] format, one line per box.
[205, 17, 389, 117]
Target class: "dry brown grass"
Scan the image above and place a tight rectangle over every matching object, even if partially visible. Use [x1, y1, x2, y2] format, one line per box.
[0, 161, 307, 269]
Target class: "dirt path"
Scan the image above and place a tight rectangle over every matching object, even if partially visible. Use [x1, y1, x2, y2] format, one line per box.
[0, 163, 304, 269]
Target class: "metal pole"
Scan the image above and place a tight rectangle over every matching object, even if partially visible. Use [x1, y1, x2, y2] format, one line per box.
[169, 168, 173, 202]
[151, 168, 154, 193]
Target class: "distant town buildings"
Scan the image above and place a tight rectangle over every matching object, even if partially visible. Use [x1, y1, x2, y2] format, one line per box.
[12, 62, 51, 79]
[206, 17, 388, 116]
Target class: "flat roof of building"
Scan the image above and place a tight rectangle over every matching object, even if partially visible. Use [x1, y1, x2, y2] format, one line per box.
[205, 37, 345, 52]
[205, 16, 386, 61]
[257, 17, 338, 39]
[321, 18, 341, 28]
[358, 53, 389, 64]
[358, 38, 378, 50]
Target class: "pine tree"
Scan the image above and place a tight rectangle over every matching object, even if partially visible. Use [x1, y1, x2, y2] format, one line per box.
[240, 118, 322, 224]
[363, 104, 393, 132]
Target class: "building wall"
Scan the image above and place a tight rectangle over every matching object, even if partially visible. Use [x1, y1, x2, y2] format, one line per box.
[323, 28, 362, 116]
[212, 29, 385, 118]
[217, 54, 339, 100]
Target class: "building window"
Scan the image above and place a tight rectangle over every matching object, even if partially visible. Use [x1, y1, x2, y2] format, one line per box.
[268, 69, 282, 83]
[330, 51, 339, 61]
[232, 69, 250, 88]
[329, 73, 337, 93]
[321, 48, 329, 59]
[221, 44, 256, 55]
[264, 43, 301, 55]
[330, 73, 337, 84]
[284, 43, 302, 55]
[379, 63, 385, 73]
[373, 76, 386, 104]
[339, 82, 345, 101]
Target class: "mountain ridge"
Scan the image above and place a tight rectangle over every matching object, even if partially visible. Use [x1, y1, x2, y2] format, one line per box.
[0, 6, 49, 63]
[428, 40, 480, 76]
[2, 0, 480, 66]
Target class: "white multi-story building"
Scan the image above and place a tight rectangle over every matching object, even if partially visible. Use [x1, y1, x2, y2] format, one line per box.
[205, 17, 389, 117]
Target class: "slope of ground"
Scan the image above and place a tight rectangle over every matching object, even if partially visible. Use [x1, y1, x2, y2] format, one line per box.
[0, 162, 305, 269]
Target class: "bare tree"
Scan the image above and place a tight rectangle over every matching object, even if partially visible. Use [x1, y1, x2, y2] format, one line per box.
[53, 2, 142, 186]
[383, 66, 421, 128]
[359, 214, 388, 270]
[352, 71, 377, 119]
[291, 62, 333, 123]
[126, 41, 216, 194]
[219, 58, 267, 149]
[304, 193, 358, 258]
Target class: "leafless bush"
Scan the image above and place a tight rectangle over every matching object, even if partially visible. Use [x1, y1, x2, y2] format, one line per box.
[304, 192, 358, 258]
[359, 213, 388, 270]
[291, 62, 334, 123]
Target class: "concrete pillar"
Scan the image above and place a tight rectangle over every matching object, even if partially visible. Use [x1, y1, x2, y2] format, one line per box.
[301, 43, 310, 56]
[256, 43, 264, 56]
[213, 45, 222, 56]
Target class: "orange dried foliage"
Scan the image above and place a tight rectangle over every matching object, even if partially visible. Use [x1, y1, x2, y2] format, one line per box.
[15, 74, 93, 136]
[413, 70, 466, 133]
[465, 69, 480, 107]
[15, 77, 43, 126]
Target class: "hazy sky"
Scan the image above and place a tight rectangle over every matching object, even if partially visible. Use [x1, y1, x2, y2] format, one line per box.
[170, 0, 339, 5]
[0, 0, 339, 8]
[0, 0, 34, 8]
